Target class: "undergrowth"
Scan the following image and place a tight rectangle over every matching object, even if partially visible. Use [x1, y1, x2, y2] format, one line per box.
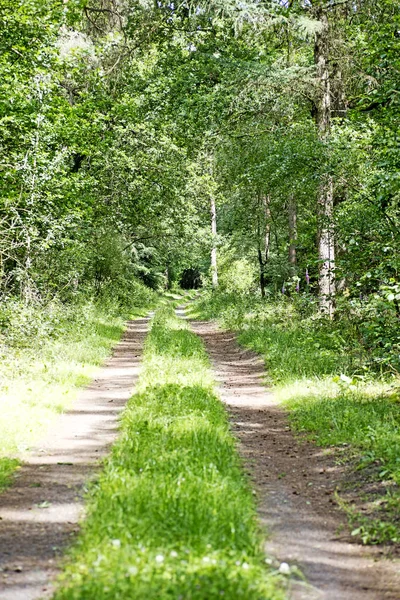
[191, 291, 400, 546]
[0, 458, 20, 492]
[53, 305, 284, 600]
[0, 284, 157, 490]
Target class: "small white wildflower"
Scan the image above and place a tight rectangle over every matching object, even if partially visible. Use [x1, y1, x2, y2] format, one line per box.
[202, 556, 210, 563]
[170, 551, 178, 558]
[278, 562, 291, 575]
[127, 566, 138, 576]
[111, 539, 121, 548]
[242, 562, 249, 570]
[235, 561, 241, 566]
[155, 554, 164, 563]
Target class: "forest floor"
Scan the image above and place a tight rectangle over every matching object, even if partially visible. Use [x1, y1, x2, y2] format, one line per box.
[0, 299, 399, 599]
[187, 310, 400, 600]
[0, 317, 149, 600]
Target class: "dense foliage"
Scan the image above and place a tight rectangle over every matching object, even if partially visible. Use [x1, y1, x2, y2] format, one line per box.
[0, 1, 399, 353]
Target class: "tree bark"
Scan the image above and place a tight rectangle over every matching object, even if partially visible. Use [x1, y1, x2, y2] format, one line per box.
[257, 194, 271, 298]
[288, 195, 297, 272]
[318, 177, 335, 317]
[315, 9, 335, 318]
[210, 195, 218, 289]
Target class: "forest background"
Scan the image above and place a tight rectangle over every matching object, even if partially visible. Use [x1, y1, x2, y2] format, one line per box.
[1, 0, 399, 357]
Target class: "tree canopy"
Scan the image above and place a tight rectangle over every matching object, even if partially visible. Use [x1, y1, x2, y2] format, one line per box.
[0, 0, 399, 361]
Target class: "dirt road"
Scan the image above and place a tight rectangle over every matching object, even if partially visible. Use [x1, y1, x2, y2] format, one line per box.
[1, 308, 399, 600]
[189, 316, 400, 600]
[0, 318, 149, 600]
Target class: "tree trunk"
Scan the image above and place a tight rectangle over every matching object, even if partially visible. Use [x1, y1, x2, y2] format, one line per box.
[257, 247, 266, 298]
[318, 178, 335, 317]
[262, 194, 271, 265]
[210, 195, 218, 289]
[257, 194, 271, 298]
[288, 196, 297, 272]
[315, 9, 335, 318]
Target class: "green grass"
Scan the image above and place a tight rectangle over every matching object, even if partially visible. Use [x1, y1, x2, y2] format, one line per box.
[0, 296, 156, 491]
[0, 458, 20, 492]
[53, 305, 284, 600]
[191, 291, 400, 545]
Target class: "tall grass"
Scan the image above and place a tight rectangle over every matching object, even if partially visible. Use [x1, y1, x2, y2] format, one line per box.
[53, 306, 284, 600]
[191, 291, 400, 545]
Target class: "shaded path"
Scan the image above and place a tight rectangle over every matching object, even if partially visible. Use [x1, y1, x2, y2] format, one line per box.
[189, 316, 400, 600]
[0, 317, 149, 600]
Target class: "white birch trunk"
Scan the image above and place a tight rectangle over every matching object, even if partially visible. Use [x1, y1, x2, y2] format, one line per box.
[318, 178, 335, 317]
[258, 194, 271, 298]
[315, 10, 335, 317]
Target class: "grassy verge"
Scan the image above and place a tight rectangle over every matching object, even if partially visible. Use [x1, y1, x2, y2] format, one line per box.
[0, 292, 157, 490]
[53, 305, 284, 600]
[190, 292, 400, 546]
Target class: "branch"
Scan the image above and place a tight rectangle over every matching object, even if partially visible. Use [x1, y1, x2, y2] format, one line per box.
[122, 233, 176, 251]
[324, 0, 352, 9]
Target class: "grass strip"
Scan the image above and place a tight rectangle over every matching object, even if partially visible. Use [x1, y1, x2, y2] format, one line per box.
[191, 292, 400, 545]
[53, 305, 284, 600]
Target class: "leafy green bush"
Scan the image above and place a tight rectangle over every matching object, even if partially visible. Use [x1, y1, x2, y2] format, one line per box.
[195, 290, 400, 374]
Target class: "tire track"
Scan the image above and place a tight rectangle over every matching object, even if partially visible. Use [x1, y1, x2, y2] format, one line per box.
[188, 315, 400, 600]
[0, 317, 149, 600]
